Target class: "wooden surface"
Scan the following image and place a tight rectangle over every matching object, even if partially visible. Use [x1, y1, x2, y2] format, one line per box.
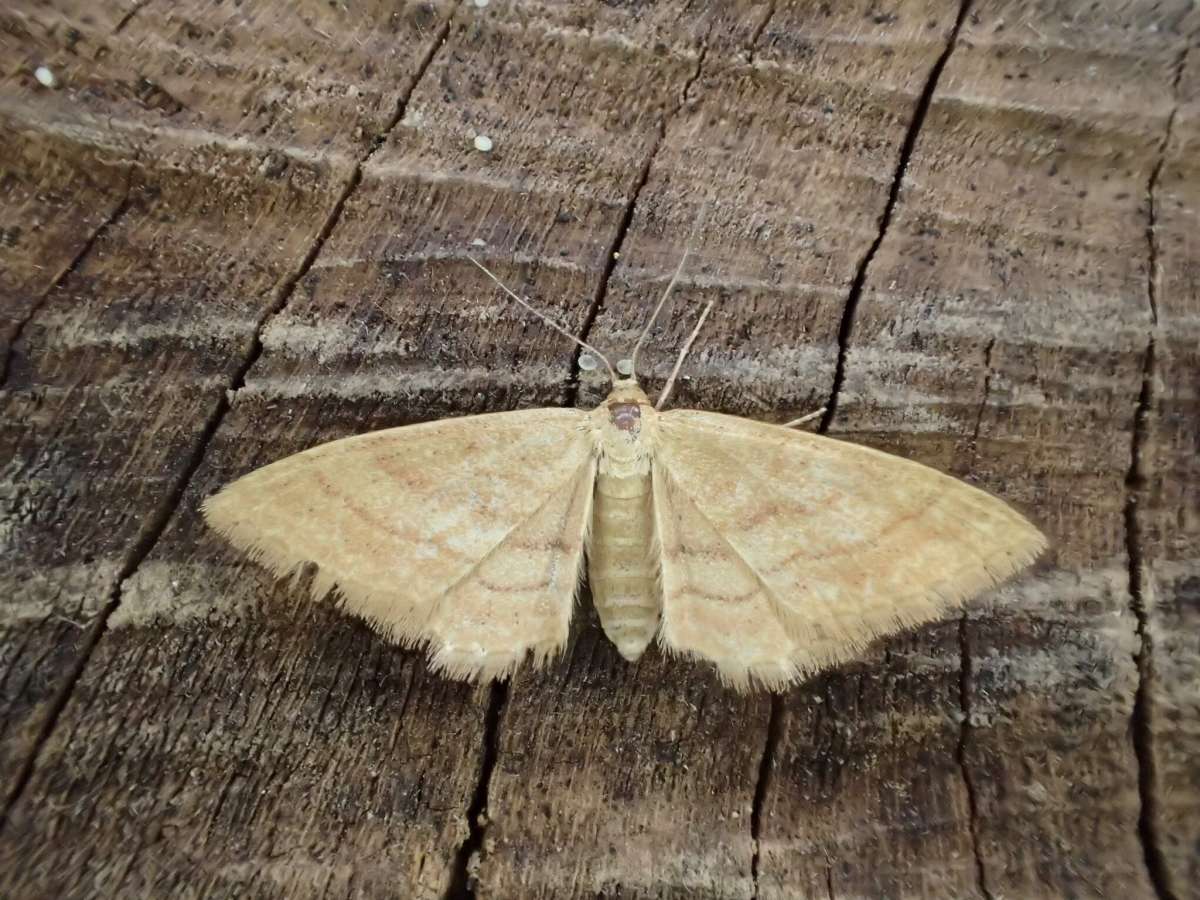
[1, 1, 1197, 897]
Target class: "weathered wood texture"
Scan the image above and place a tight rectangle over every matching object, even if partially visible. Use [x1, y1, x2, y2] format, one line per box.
[1144, 38, 1200, 897]
[0, 1, 1196, 898]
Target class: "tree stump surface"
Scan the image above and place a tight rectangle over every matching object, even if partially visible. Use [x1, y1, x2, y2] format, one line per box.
[1, 1, 1197, 898]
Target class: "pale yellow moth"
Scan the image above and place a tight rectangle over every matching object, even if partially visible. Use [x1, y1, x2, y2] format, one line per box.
[204, 250, 1046, 690]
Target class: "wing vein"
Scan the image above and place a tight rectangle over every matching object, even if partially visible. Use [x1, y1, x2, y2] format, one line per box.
[420, 458, 596, 630]
[653, 462, 795, 638]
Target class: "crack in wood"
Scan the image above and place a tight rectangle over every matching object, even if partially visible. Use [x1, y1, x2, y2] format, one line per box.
[564, 0, 783, 412]
[0, 593, 104, 826]
[962, 333, 996, 898]
[0, 172, 134, 389]
[808, 3, 996, 894]
[742, 3, 980, 890]
[441, 23, 756, 894]
[745, 1, 777, 65]
[1142, 46, 1188, 327]
[1126, 336, 1174, 900]
[113, 0, 151, 35]
[957, 614, 993, 900]
[750, 692, 783, 900]
[1126, 44, 1188, 900]
[969, 337, 996, 454]
[445, 680, 509, 900]
[0, 10, 455, 838]
[566, 33, 712, 406]
[819, 0, 974, 433]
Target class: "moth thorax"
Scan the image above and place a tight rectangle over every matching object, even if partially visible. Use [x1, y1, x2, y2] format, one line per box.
[608, 401, 641, 433]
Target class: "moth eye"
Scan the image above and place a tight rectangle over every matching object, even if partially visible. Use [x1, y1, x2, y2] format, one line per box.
[578, 353, 599, 372]
[616, 358, 634, 376]
[608, 402, 642, 432]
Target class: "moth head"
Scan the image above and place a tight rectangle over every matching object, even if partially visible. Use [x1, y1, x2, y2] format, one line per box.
[606, 376, 649, 405]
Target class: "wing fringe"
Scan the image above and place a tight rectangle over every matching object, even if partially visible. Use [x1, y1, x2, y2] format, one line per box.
[656, 520, 1046, 693]
[203, 456, 598, 683]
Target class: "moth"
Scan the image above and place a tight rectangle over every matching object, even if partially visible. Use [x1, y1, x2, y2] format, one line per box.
[205, 251, 1046, 690]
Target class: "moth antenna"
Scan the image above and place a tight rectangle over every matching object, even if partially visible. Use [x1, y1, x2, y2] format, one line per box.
[467, 255, 617, 383]
[629, 246, 689, 379]
[629, 203, 709, 379]
[656, 300, 714, 411]
[781, 407, 826, 428]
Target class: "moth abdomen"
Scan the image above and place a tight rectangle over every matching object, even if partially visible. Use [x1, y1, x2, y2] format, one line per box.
[589, 468, 661, 661]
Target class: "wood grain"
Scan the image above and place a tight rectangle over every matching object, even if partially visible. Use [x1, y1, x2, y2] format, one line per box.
[0, 0, 1196, 897]
[0, 116, 131, 374]
[0, 0, 450, 848]
[780, 2, 1195, 897]
[0, 124, 355, 800]
[1140, 36, 1200, 900]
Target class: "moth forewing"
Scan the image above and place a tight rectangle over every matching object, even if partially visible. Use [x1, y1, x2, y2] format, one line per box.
[650, 409, 1047, 681]
[424, 453, 598, 680]
[651, 458, 807, 691]
[202, 407, 597, 678]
